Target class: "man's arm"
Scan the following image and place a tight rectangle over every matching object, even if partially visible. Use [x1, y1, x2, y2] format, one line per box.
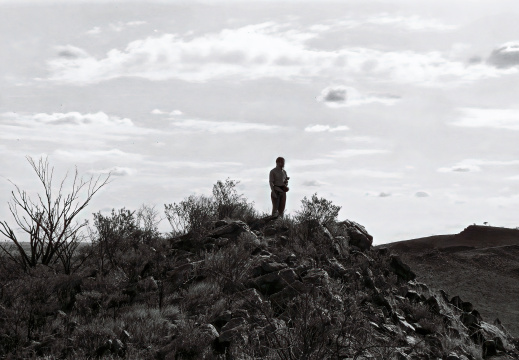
[269, 170, 276, 191]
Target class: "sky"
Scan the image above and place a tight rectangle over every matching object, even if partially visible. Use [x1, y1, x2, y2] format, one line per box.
[1, 0, 519, 244]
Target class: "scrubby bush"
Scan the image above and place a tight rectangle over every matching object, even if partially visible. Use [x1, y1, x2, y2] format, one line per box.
[164, 195, 216, 238]
[295, 193, 341, 226]
[212, 178, 257, 222]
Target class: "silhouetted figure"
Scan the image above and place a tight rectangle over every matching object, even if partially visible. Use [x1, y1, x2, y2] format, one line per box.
[269, 157, 289, 217]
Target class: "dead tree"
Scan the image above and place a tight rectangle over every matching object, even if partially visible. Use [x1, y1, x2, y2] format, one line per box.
[0, 156, 111, 272]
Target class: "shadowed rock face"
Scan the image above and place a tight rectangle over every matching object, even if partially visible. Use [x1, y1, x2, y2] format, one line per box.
[382, 224, 519, 337]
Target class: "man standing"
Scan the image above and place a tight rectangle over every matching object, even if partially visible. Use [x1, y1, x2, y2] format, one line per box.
[269, 157, 289, 217]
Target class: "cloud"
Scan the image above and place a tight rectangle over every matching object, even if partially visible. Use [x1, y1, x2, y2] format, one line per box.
[151, 109, 183, 115]
[2, 111, 133, 127]
[56, 45, 90, 59]
[438, 159, 519, 173]
[327, 149, 389, 158]
[0, 111, 153, 148]
[54, 148, 140, 162]
[488, 42, 519, 68]
[302, 180, 325, 187]
[317, 86, 400, 108]
[290, 159, 335, 167]
[310, 14, 457, 33]
[349, 169, 402, 178]
[86, 26, 101, 35]
[161, 161, 242, 169]
[304, 125, 349, 132]
[451, 108, 519, 130]
[45, 22, 511, 86]
[415, 191, 430, 198]
[438, 164, 481, 173]
[364, 14, 457, 32]
[90, 166, 134, 177]
[169, 118, 279, 133]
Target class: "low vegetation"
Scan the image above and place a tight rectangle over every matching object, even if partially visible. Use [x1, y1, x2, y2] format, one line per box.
[0, 159, 517, 359]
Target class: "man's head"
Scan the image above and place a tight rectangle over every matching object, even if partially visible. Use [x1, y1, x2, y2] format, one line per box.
[276, 156, 285, 168]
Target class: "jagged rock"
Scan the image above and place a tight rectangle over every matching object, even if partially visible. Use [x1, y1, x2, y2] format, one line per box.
[461, 301, 473, 313]
[389, 255, 416, 282]
[373, 291, 392, 314]
[425, 296, 440, 313]
[207, 220, 251, 240]
[199, 324, 219, 344]
[111, 339, 125, 356]
[439, 289, 449, 303]
[262, 261, 287, 274]
[138, 276, 158, 292]
[446, 354, 460, 360]
[482, 340, 497, 357]
[250, 268, 298, 295]
[269, 280, 308, 309]
[213, 310, 232, 329]
[471, 329, 486, 344]
[214, 220, 228, 228]
[460, 312, 480, 329]
[471, 309, 482, 321]
[234, 288, 265, 310]
[328, 258, 348, 278]
[218, 317, 247, 343]
[338, 220, 373, 251]
[405, 290, 421, 303]
[285, 253, 297, 267]
[450, 295, 463, 309]
[302, 269, 329, 287]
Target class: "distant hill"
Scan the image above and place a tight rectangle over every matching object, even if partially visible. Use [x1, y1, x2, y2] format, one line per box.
[381, 225, 519, 336]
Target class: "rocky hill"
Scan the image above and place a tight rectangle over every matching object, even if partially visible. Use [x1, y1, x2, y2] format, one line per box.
[382, 225, 519, 338]
[1, 215, 518, 359]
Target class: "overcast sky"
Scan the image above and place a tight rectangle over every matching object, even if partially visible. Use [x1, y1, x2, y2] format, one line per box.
[1, 0, 519, 244]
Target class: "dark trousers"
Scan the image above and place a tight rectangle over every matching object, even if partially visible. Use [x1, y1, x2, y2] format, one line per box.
[271, 191, 286, 216]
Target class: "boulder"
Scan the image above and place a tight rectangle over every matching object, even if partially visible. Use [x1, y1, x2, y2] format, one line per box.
[338, 220, 373, 251]
[482, 340, 497, 358]
[302, 269, 330, 287]
[450, 296, 463, 309]
[207, 220, 251, 240]
[251, 268, 298, 295]
[218, 317, 247, 344]
[405, 290, 421, 303]
[460, 312, 480, 329]
[389, 255, 416, 282]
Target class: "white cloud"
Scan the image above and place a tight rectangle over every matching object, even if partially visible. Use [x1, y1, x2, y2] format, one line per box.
[302, 180, 326, 187]
[161, 161, 242, 169]
[438, 159, 519, 173]
[86, 26, 101, 35]
[169, 118, 279, 133]
[54, 148, 139, 162]
[46, 22, 511, 86]
[340, 136, 379, 144]
[327, 149, 389, 158]
[290, 158, 335, 167]
[317, 86, 400, 108]
[451, 108, 519, 130]
[317, 14, 457, 32]
[349, 169, 402, 178]
[151, 109, 183, 115]
[364, 14, 457, 32]
[2, 111, 132, 127]
[304, 124, 349, 132]
[90, 166, 135, 177]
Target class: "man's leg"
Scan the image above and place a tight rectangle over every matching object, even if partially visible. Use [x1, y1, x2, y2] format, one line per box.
[271, 191, 280, 216]
[278, 192, 286, 218]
